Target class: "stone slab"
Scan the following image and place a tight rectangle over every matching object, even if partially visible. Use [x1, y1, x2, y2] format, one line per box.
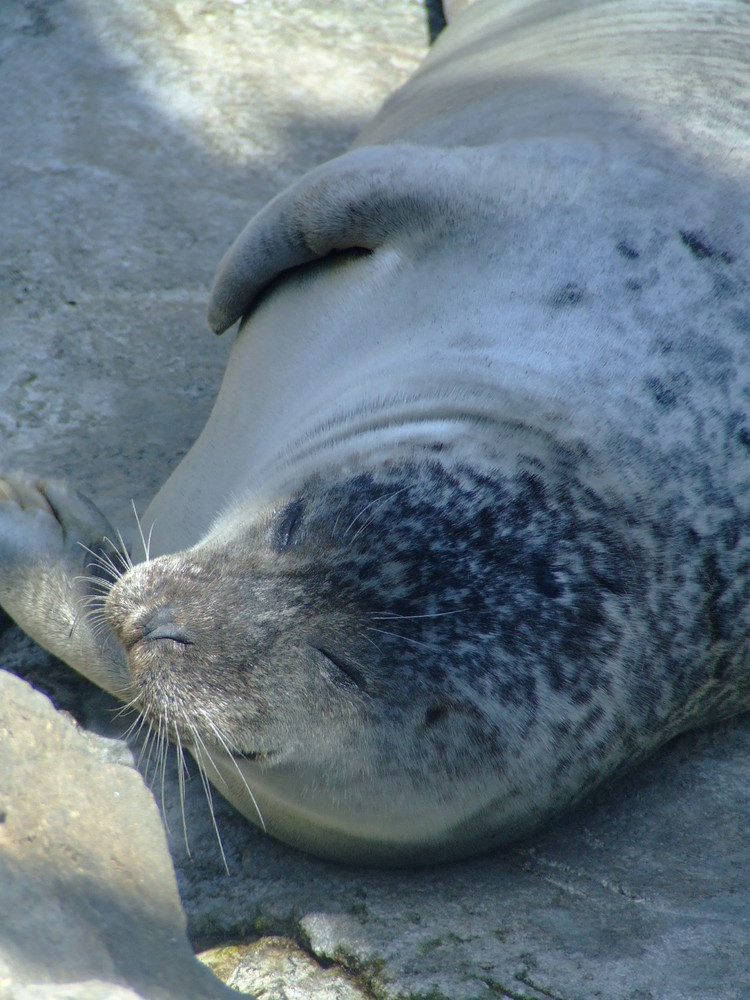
[0, 669, 237, 1000]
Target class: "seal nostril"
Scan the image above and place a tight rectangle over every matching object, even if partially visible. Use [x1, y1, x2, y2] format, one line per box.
[141, 604, 194, 646]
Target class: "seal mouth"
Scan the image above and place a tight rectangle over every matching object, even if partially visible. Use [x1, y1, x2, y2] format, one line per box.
[233, 748, 276, 763]
[151, 717, 279, 766]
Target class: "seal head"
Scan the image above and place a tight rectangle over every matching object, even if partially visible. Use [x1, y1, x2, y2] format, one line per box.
[104, 454, 710, 863]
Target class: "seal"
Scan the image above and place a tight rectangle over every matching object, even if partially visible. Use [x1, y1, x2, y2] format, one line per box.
[1, 0, 750, 865]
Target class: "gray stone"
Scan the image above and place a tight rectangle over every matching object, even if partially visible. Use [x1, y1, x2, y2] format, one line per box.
[0, 670, 237, 1000]
[2, 976, 144, 1000]
[1, 1, 749, 999]
[202, 937, 368, 1000]
[0, 0, 429, 521]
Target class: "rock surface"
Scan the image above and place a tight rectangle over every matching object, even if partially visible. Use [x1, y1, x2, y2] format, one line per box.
[0, 669, 237, 1000]
[202, 938, 368, 1000]
[1, 1, 749, 999]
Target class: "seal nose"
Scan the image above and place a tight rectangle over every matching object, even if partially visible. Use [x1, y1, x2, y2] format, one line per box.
[106, 590, 195, 651]
[139, 604, 194, 646]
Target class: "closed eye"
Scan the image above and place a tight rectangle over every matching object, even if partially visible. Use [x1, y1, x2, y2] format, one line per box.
[143, 627, 194, 646]
[314, 646, 369, 693]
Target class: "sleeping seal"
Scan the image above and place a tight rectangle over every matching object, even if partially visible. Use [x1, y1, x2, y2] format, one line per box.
[1, 0, 750, 865]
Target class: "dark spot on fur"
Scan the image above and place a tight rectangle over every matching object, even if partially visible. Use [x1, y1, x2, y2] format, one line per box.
[616, 241, 639, 260]
[646, 378, 677, 409]
[592, 570, 627, 597]
[424, 704, 449, 726]
[645, 373, 691, 410]
[625, 279, 642, 292]
[530, 552, 562, 599]
[573, 704, 605, 742]
[738, 427, 750, 450]
[679, 230, 733, 264]
[652, 336, 673, 356]
[550, 283, 584, 307]
[21, 1, 57, 36]
[699, 552, 732, 672]
[514, 471, 547, 517]
[731, 309, 750, 335]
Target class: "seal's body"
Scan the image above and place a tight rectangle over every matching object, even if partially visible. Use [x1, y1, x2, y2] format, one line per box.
[1, 1, 749, 864]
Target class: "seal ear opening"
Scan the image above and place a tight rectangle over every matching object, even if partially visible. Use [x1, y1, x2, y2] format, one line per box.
[207, 144, 450, 334]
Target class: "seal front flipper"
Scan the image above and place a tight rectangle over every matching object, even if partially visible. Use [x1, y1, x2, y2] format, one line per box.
[0, 472, 131, 699]
[207, 144, 471, 335]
